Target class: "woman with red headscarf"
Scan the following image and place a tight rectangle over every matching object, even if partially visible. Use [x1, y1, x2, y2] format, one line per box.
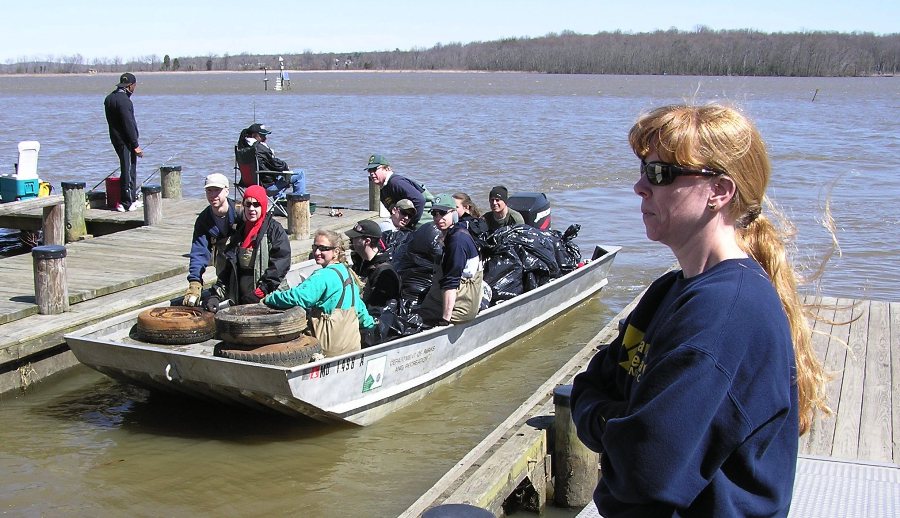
[211, 184, 291, 307]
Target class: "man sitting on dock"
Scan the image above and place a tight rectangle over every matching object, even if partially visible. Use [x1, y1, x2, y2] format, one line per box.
[182, 173, 239, 306]
[248, 123, 307, 197]
[365, 154, 430, 228]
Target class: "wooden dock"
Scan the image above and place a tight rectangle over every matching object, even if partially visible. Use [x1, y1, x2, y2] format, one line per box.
[402, 295, 899, 516]
[0, 197, 377, 394]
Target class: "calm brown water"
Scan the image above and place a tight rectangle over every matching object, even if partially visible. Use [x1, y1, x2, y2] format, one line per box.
[1, 72, 898, 516]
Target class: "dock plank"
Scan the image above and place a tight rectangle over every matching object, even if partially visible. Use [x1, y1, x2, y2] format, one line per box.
[831, 299, 869, 460]
[801, 295, 838, 454]
[892, 302, 899, 464]
[857, 300, 893, 462]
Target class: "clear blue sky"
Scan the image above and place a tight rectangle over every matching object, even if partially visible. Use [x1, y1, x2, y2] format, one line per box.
[2, 0, 896, 63]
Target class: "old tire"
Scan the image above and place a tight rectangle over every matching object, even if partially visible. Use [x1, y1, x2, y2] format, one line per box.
[215, 335, 322, 367]
[135, 306, 216, 345]
[215, 305, 307, 346]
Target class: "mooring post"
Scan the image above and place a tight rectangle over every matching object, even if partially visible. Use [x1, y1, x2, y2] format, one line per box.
[368, 180, 386, 215]
[41, 200, 64, 247]
[141, 184, 162, 226]
[32, 245, 68, 315]
[159, 165, 183, 200]
[553, 384, 598, 508]
[287, 193, 311, 239]
[61, 181, 88, 242]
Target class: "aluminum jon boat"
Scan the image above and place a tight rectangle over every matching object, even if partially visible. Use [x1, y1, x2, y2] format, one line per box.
[66, 245, 619, 426]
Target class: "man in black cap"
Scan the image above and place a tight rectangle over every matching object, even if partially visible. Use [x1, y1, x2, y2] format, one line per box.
[345, 219, 399, 308]
[247, 123, 307, 197]
[104, 72, 143, 212]
[485, 185, 524, 233]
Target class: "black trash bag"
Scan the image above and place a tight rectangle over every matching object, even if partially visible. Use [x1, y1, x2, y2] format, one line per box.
[485, 224, 560, 280]
[394, 223, 443, 305]
[377, 299, 426, 341]
[483, 249, 524, 303]
[546, 224, 582, 275]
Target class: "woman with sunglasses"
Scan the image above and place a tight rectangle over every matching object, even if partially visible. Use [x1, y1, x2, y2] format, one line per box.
[571, 104, 828, 516]
[264, 229, 375, 357]
[417, 194, 483, 326]
[213, 184, 291, 307]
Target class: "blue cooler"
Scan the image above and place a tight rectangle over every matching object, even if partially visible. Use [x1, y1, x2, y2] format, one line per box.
[0, 175, 40, 202]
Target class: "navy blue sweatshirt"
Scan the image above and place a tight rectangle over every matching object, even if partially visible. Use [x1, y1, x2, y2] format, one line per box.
[380, 174, 426, 227]
[439, 225, 479, 290]
[572, 259, 799, 517]
[187, 200, 239, 283]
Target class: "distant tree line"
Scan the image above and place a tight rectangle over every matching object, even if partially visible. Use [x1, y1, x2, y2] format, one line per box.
[3, 29, 898, 77]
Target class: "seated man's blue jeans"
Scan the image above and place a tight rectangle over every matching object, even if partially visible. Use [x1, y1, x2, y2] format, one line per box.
[265, 169, 307, 197]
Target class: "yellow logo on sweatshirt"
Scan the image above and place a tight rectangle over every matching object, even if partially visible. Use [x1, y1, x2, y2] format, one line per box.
[619, 324, 649, 382]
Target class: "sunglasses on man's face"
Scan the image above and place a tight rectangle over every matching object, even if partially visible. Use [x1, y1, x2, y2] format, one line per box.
[243, 201, 261, 208]
[311, 244, 336, 252]
[431, 209, 449, 217]
[640, 161, 724, 186]
[366, 167, 380, 174]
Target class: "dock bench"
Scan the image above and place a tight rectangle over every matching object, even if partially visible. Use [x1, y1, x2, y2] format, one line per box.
[0, 195, 65, 245]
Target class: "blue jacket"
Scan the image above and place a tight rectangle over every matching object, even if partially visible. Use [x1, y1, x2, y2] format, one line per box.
[439, 225, 479, 290]
[380, 174, 426, 227]
[571, 259, 799, 517]
[187, 199, 239, 283]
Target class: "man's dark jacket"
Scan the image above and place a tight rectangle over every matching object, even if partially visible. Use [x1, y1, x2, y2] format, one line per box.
[104, 87, 139, 150]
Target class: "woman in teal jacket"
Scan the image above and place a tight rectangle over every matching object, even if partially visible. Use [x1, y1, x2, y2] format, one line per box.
[264, 229, 375, 357]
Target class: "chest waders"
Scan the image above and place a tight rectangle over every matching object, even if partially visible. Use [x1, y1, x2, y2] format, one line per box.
[309, 267, 362, 357]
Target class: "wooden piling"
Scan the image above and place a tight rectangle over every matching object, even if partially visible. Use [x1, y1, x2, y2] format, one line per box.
[61, 181, 88, 242]
[141, 185, 162, 226]
[41, 201, 64, 246]
[160, 165, 183, 200]
[287, 193, 311, 239]
[552, 384, 598, 508]
[32, 245, 68, 315]
[368, 180, 382, 213]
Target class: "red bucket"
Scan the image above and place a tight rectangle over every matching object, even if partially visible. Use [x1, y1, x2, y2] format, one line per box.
[105, 177, 121, 209]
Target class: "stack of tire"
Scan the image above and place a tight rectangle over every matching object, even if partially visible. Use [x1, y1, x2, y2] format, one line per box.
[213, 305, 321, 366]
[133, 305, 321, 367]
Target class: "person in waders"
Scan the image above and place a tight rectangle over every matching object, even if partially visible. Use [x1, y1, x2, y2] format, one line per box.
[263, 229, 375, 357]
[210, 184, 290, 308]
[417, 193, 483, 327]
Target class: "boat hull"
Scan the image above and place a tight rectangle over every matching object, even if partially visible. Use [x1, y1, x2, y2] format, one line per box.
[66, 245, 619, 425]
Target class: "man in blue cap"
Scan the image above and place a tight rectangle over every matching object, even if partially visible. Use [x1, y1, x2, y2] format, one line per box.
[104, 72, 143, 212]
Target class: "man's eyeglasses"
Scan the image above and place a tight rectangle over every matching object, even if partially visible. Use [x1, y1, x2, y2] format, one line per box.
[640, 161, 724, 186]
[311, 244, 336, 252]
[431, 209, 450, 217]
[366, 166, 380, 174]
[243, 201, 261, 208]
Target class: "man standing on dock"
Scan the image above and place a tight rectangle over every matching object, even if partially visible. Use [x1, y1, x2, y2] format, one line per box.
[104, 72, 143, 212]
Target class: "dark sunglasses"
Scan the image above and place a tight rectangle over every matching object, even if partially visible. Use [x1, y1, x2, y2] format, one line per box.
[243, 201, 261, 208]
[311, 244, 336, 252]
[431, 209, 449, 217]
[640, 161, 724, 186]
